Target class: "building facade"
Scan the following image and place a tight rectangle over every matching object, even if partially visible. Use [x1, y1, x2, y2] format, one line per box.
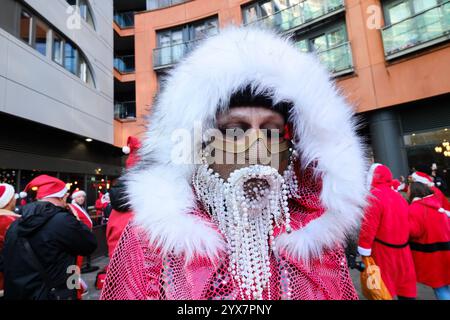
[113, 0, 450, 192]
[0, 0, 122, 207]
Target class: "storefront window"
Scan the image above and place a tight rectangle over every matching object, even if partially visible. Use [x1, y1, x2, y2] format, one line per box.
[0, 169, 18, 187]
[404, 127, 450, 195]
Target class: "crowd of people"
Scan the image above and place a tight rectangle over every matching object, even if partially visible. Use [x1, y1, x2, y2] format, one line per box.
[0, 136, 140, 300]
[358, 163, 450, 300]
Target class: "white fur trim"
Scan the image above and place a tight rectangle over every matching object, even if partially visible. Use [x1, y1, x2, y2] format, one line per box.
[127, 27, 368, 262]
[42, 187, 68, 199]
[19, 191, 27, 198]
[357, 246, 372, 256]
[71, 190, 86, 199]
[366, 163, 381, 190]
[438, 208, 450, 218]
[411, 172, 434, 187]
[0, 184, 15, 208]
[127, 167, 226, 262]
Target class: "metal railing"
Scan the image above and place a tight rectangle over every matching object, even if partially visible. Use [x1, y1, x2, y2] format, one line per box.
[147, 0, 190, 11]
[114, 101, 136, 121]
[316, 41, 353, 75]
[153, 38, 204, 69]
[245, 0, 344, 32]
[114, 11, 135, 28]
[381, 1, 450, 59]
[114, 55, 135, 73]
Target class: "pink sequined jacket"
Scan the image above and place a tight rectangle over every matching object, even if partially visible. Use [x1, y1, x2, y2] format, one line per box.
[101, 168, 359, 300]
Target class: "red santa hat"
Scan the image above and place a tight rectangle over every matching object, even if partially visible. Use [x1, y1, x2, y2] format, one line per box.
[0, 183, 15, 209]
[411, 171, 434, 187]
[71, 190, 86, 199]
[124, 136, 141, 169]
[24, 175, 68, 200]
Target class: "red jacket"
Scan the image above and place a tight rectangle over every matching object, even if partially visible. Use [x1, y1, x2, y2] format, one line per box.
[106, 210, 133, 259]
[409, 195, 450, 288]
[0, 211, 19, 292]
[358, 164, 416, 298]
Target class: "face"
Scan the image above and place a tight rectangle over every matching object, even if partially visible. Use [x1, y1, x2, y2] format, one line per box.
[74, 195, 86, 206]
[207, 106, 290, 179]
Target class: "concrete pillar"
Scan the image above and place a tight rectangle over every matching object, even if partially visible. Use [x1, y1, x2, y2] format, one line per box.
[369, 109, 409, 178]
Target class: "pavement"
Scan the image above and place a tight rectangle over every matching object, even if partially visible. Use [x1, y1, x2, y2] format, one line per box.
[80, 255, 436, 300]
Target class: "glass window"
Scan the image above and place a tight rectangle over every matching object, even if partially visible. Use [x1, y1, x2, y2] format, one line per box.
[327, 27, 346, 47]
[244, 5, 259, 24]
[310, 34, 327, 52]
[20, 10, 32, 44]
[34, 20, 49, 56]
[64, 42, 78, 75]
[404, 128, 450, 196]
[79, 55, 95, 86]
[53, 34, 64, 65]
[413, 0, 437, 12]
[66, 0, 95, 29]
[260, 1, 274, 17]
[387, 1, 412, 24]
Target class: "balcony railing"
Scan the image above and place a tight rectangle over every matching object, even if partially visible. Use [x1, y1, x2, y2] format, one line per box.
[382, 1, 450, 59]
[114, 101, 136, 121]
[147, 0, 190, 11]
[153, 38, 204, 69]
[316, 41, 354, 76]
[114, 55, 135, 73]
[245, 0, 345, 32]
[114, 11, 135, 28]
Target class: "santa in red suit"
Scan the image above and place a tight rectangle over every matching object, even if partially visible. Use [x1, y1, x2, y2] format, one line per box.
[358, 163, 416, 299]
[411, 171, 450, 211]
[0, 183, 20, 297]
[407, 181, 450, 299]
[101, 27, 368, 300]
[68, 190, 92, 299]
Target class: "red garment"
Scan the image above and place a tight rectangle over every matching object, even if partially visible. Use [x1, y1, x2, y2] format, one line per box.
[68, 203, 93, 300]
[358, 164, 416, 298]
[0, 211, 18, 292]
[125, 136, 141, 169]
[432, 186, 450, 211]
[408, 195, 450, 288]
[106, 210, 133, 259]
[69, 203, 93, 230]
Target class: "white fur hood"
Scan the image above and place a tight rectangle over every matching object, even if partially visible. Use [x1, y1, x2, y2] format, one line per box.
[126, 27, 368, 262]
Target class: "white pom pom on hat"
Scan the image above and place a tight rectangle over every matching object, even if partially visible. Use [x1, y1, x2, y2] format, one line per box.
[122, 146, 131, 155]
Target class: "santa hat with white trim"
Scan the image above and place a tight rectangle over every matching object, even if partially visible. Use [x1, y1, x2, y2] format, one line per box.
[0, 183, 15, 209]
[71, 190, 86, 199]
[411, 171, 434, 187]
[24, 175, 68, 200]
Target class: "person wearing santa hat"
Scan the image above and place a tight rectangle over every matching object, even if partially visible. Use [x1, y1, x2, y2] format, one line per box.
[2, 175, 97, 300]
[411, 171, 450, 211]
[407, 181, 450, 300]
[101, 27, 368, 300]
[69, 190, 92, 230]
[358, 163, 417, 299]
[0, 184, 20, 298]
[68, 190, 92, 300]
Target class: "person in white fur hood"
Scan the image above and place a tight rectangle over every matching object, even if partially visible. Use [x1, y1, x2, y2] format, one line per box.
[101, 27, 368, 300]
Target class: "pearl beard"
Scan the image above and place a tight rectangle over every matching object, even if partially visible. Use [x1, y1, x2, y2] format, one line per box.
[193, 151, 299, 300]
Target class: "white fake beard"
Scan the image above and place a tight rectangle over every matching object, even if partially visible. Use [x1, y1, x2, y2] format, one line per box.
[193, 162, 299, 300]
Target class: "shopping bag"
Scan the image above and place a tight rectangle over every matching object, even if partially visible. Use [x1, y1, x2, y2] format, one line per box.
[360, 256, 392, 300]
